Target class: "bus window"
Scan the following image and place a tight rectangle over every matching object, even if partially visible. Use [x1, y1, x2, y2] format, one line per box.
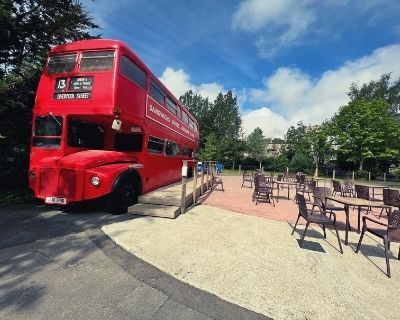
[150, 80, 165, 106]
[181, 147, 189, 157]
[148, 136, 164, 154]
[67, 118, 104, 149]
[166, 97, 178, 115]
[32, 115, 63, 148]
[80, 51, 115, 72]
[166, 141, 179, 156]
[120, 56, 147, 89]
[47, 53, 77, 74]
[188, 118, 194, 129]
[181, 110, 189, 124]
[115, 133, 143, 152]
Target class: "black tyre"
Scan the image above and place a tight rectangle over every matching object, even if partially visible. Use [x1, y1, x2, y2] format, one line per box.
[106, 175, 139, 214]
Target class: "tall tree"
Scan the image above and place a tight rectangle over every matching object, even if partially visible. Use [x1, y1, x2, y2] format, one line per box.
[212, 91, 242, 164]
[246, 127, 266, 169]
[180, 90, 212, 147]
[306, 124, 334, 176]
[181, 90, 243, 163]
[0, 0, 99, 191]
[348, 73, 400, 115]
[331, 99, 400, 170]
[283, 121, 310, 161]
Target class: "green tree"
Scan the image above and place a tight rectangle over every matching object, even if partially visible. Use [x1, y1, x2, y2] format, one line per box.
[181, 90, 243, 164]
[246, 127, 266, 169]
[283, 121, 310, 162]
[348, 73, 400, 115]
[306, 124, 334, 176]
[198, 133, 218, 161]
[331, 99, 400, 170]
[0, 0, 99, 193]
[180, 90, 212, 147]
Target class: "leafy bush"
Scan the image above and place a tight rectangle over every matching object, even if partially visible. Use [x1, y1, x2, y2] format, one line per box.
[290, 152, 313, 172]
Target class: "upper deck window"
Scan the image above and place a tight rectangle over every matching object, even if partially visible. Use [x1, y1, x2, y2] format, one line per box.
[181, 110, 189, 125]
[150, 80, 165, 106]
[33, 115, 63, 148]
[47, 53, 77, 74]
[120, 56, 146, 89]
[80, 50, 115, 72]
[166, 97, 178, 115]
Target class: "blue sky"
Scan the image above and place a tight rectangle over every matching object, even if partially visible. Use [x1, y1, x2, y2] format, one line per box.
[83, 0, 400, 137]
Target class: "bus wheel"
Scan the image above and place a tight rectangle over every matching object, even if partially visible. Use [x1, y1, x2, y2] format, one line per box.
[106, 175, 139, 214]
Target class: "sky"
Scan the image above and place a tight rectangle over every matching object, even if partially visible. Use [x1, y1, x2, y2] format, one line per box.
[83, 0, 400, 138]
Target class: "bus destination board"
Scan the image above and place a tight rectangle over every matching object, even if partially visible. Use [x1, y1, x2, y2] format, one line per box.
[69, 77, 93, 91]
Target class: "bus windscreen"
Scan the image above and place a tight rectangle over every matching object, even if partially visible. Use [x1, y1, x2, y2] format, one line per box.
[80, 51, 115, 72]
[47, 54, 77, 74]
[32, 115, 63, 148]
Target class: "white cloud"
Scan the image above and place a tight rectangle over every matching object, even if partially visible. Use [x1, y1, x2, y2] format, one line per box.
[233, 0, 315, 58]
[159, 67, 224, 101]
[243, 44, 400, 137]
[242, 107, 291, 138]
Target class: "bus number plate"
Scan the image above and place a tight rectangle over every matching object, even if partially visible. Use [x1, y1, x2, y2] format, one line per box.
[45, 197, 67, 205]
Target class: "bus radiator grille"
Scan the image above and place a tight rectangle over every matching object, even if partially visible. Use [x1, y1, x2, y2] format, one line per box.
[39, 168, 58, 197]
[59, 169, 77, 198]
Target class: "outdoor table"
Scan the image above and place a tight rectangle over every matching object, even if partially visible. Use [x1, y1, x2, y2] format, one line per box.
[273, 181, 297, 202]
[314, 177, 332, 188]
[356, 183, 388, 200]
[326, 195, 392, 245]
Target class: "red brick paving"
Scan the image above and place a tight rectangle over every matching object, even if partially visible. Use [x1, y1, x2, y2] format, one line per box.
[201, 175, 387, 231]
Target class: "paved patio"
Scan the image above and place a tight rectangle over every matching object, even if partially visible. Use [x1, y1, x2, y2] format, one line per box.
[103, 175, 399, 320]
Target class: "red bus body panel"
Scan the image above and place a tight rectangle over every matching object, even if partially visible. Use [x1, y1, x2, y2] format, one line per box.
[29, 39, 198, 205]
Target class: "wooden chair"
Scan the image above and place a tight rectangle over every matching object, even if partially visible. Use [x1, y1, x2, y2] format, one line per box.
[356, 210, 400, 277]
[212, 172, 224, 191]
[292, 193, 343, 253]
[241, 171, 253, 188]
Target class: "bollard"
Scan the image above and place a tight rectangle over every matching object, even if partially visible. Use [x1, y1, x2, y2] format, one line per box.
[368, 171, 371, 181]
[352, 171, 355, 182]
[239, 164, 241, 175]
[333, 170, 336, 180]
[384, 172, 386, 182]
[192, 162, 197, 205]
[181, 160, 188, 214]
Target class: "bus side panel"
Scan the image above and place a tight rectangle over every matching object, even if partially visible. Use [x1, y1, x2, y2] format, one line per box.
[115, 74, 146, 118]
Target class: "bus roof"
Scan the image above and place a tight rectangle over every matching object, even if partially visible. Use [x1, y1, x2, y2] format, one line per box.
[49, 39, 198, 128]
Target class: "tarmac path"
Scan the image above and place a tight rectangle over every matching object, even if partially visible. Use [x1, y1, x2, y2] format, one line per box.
[0, 204, 268, 320]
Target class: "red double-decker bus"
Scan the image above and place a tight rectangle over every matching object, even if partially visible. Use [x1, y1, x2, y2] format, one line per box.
[29, 39, 199, 213]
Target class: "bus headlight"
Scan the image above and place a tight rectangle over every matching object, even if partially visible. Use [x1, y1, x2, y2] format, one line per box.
[90, 176, 101, 187]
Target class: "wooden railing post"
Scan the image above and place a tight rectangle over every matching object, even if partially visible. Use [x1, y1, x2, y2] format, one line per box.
[368, 171, 371, 181]
[200, 166, 204, 195]
[239, 165, 241, 175]
[384, 172, 386, 182]
[192, 161, 197, 205]
[352, 170, 355, 182]
[333, 170, 335, 180]
[181, 160, 187, 214]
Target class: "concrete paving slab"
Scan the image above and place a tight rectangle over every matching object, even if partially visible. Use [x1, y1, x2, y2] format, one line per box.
[103, 204, 400, 320]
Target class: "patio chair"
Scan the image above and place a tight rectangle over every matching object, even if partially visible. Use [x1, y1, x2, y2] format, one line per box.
[211, 172, 224, 191]
[296, 179, 316, 202]
[332, 180, 353, 197]
[312, 187, 346, 215]
[252, 177, 274, 206]
[356, 210, 400, 277]
[292, 193, 343, 253]
[380, 188, 400, 218]
[241, 171, 253, 188]
[343, 179, 354, 197]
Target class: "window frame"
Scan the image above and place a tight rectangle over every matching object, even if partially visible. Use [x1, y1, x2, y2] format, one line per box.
[149, 79, 165, 106]
[79, 50, 115, 72]
[119, 55, 147, 89]
[147, 136, 165, 154]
